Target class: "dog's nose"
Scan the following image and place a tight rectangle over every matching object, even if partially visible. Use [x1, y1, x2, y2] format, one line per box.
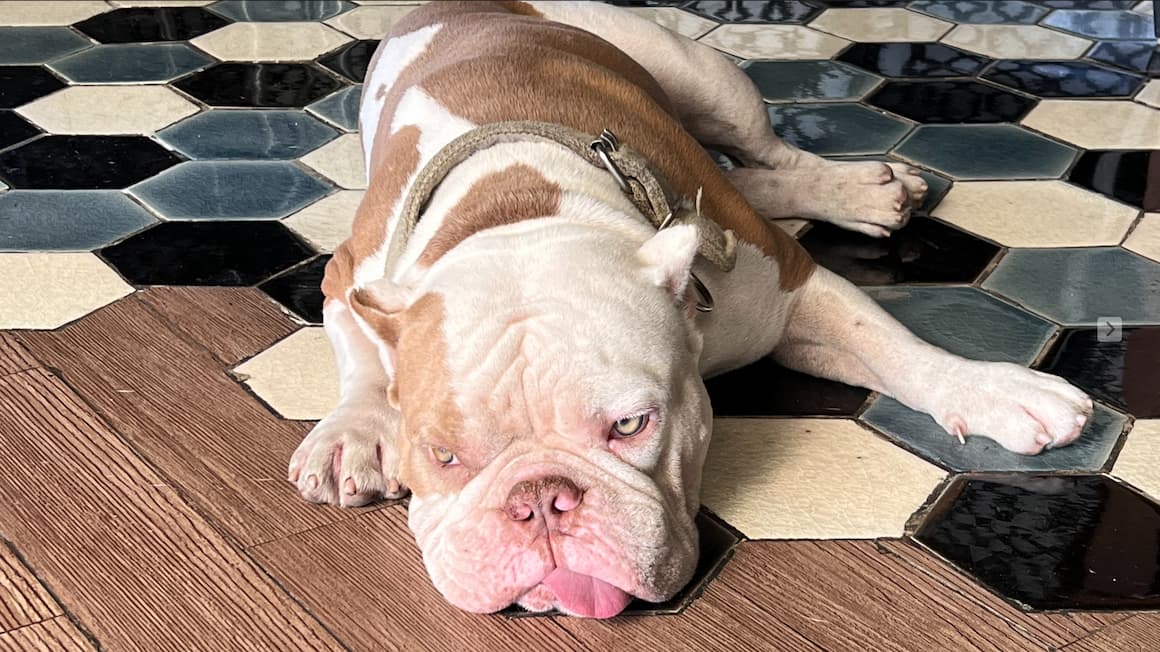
[505, 475, 583, 524]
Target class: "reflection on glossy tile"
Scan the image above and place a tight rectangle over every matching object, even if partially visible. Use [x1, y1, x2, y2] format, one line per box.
[0, 1, 109, 26]
[837, 41, 991, 77]
[0, 135, 183, 189]
[317, 39, 378, 82]
[0, 27, 91, 64]
[866, 79, 1035, 123]
[50, 42, 213, 83]
[864, 399, 1125, 472]
[259, 255, 329, 324]
[1125, 213, 1160, 262]
[282, 190, 362, 252]
[983, 247, 1160, 326]
[699, 24, 850, 60]
[742, 60, 881, 102]
[17, 85, 199, 134]
[894, 124, 1077, 180]
[233, 326, 338, 419]
[1022, 100, 1160, 149]
[100, 220, 315, 286]
[705, 356, 870, 417]
[306, 84, 361, 131]
[932, 180, 1139, 247]
[767, 102, 912, 155]
[173, 62, 345, 107]
[190, 22, 351, 61]
[130, 161, 332, 219]
[909, 0, 1047, 24]
[0, 253, 133, 329]
[1038, 327, 1160, 418]
[157, 109, 338, 160]
[1068, 149, 1159, 211]
[1088, 40, 1160, 76]
[683, 0, 822, 23]
[799, 217, 1000, 285]
[701, 418, 945, 539]
[0, 190, 156, 250]
[74, 7, 230, 43]
[1041, 9, 1156, 40]
[0, 66, 67, 109]
[1111, 420, 1160, 500]
[811, 8, 953, 42]
[983, 59, 1144, 97]
[209, 0, 354, 22]
[0, 110, 38, 151]
[916, 474, 1160, 609]
[325, 4, 421, 38]
[298, 133, 366, 189]
[941, 24, 1092, 60]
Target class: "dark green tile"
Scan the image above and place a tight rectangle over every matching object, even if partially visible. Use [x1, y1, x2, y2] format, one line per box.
[767, 103, 912, 156]
[50, 42, 212, 83]
[894, 124, 1077, 179]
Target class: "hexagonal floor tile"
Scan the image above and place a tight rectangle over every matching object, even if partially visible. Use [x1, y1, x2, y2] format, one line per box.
[627, 7, 718, 39]
[683, 0, 822, 23]
[941, 24, 1092, 60]
[699, 24, 850, 60]
[232, 326, 337, 420]
[210, 0, 354, 22]
[318, 39, 378, 83]
[931, 180, 1139, 247]
[908, 0, 1048, 24]
[742, 60, 881, 102]
[0, 135, 183, 189]
[767, 103, 912, 155]
[1126, 213, 1160, 262]
[1139, 80, 1160, 107]
[1112, 420, 1160, 500]
[0, 252, 133, 329]
[173, 62, 345, 107]
[130, 161, 332, 219]
[259, 255, 329, 324]
[325, 3, 421, 39]
[894, 124, 1077, 179]
[282, 189, 363, 252]
[0, 110, 39, 151]
[799, 217, 1000, 286]
[0, 27, 91, 64]
[100, 220, 315, 286]
[1022, 100, 1160, 149]
[0, 190, 156, 250]
[982, 59, 1144, 97]
[306, 84, 361, 131]
[705, 356, 870, 417]
[810, 8, 953, 42]
[73, 7, 230, 43]
[191, 22, 351, 61]
[983, 247, 1160, 326]
[1041, 9, 1155, 40]
[866, 79, 1036, 123]
[0, 1, 109, 27]
[49, 42, 214, 84]
[299, 133, 366, 189]
[1087, 40, 1160, 76]
[836, 42, 991, 77]
[915, 474, 1160, 610]
[1038, 326, 1160, 418]
[157, 109, 338, 160]
[0, 66, 66, 109]
[17, 85, 199, 135]
[700, 418, 945, 539]
[1068, 150, 1158, 211]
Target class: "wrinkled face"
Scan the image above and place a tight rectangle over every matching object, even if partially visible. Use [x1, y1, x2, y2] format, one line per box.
[386, 221, 711, 618]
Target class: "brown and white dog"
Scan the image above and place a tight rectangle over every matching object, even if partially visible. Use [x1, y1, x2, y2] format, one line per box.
[289, 1, 1093, 619]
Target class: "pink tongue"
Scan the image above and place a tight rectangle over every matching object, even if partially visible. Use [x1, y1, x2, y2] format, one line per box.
[542, 568, 632, 619]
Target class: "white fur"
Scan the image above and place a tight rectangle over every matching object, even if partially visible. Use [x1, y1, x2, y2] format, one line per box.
[359, 23, 441, 165]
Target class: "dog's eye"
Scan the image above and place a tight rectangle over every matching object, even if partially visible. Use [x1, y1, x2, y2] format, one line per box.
[431, 446, 458, 465]
[611, 413, 649, 438]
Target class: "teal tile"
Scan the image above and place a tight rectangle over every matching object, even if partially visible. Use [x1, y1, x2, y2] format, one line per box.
[0, 27, 91, 64]
[983, 247, 1160, 327]
[909, 1, 1048, 24]
[893, 124, 1077, 180]
[306, 84, 361, 132]
[209, 0, 354, 21]
[50, 43, 213, 84]
[766, 103, 912, 156]
[129, 161, 332, 219]
[741, 61, 881, 102]
[1041, 9, 1155, 40]
[157, 110, 338, 160]
[0, 190, 156, 250]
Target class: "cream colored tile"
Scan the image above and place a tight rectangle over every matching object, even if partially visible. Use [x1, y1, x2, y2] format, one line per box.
[942, 24, 1091, 59]
[1125, 214, 1160, 263]
[234, 328, 339, 420]
[109, 0, 214, 6]
[0, 1, 108, 25]
[1137, 80, 1160, 109]
[773, 219, 808, 237]
[701, 418, 945, 539]
[1112, 420, 1160, 501]
[326, 4, 419, 39]
[1022, 100, 1160, 149]
[191, 22, 352, 62]
[1133, 1, 1154, 16]
[932, 181, 1139, 248]
[283, 190, 364, 253]
[629, 7, 718, 39]
[351, 0, 427, 4]
[299, 134, 367, 190]
[810, 8, 952, 43]
[0, 253, 134, 329]
[17, 85, 199, 135]
[699, 24, 849, 60]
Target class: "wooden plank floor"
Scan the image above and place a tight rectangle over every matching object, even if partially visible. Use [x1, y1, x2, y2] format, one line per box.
[1, 288, 1156, 650]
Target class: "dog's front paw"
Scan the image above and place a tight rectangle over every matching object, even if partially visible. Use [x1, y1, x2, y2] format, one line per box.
[288, 403, 407, 507]
[929, 361, 1094, 455]
[816, 161, 928, 238]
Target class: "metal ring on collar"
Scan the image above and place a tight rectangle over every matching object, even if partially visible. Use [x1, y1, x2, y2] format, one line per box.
[590, 131, 631, 194]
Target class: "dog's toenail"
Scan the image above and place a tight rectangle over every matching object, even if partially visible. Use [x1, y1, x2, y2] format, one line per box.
[344, 477, 357, 495]
[306, 475, 319, 490]
[1076, 415, 1087, 426]
[1035, 433, 1053, 446]
[388, 479, 400, 494]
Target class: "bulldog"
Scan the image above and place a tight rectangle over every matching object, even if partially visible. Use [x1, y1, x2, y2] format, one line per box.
[288, 1, 1093, 619]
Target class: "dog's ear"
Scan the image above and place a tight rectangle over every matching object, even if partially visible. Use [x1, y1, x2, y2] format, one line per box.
[636, 224, 699, 300]
[349, 278, 412, 408]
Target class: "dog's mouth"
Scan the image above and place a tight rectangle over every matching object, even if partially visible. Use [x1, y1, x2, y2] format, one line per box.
[540, 567, 633, 618]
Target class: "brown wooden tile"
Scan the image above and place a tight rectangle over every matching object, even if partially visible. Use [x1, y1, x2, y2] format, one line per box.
[0, 368, 341, 650]
[250, 506, 584, 652]
[0, 543, 60, 632]
[139, 286, 300, 366]
[16, 296, 349, 547]
[0, 617, 94, 652]
[0, 333, 39, 377]
[1063, 614, 1160, 651]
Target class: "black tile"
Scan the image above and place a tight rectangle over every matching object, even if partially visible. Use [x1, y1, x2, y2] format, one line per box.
[705, 356, 870, 417]
[982, 60, 1144, 97]
[1087, 41, 1160, 77]
[173, 62, 345, 108]
[916, 475, 1160, 610]
[0, 110, 39, 151]
[1068, 150, 1160, 212]
[74, 7, 230, 43]
[866, 80, 1036, 124]
[1035, 1, 1137, 7]
[683, 0, 822, 23]
[0, 136, 183, 190]
[259, 255, 329, 323]
[318, 40, 379, 83]
[837, 42, 992, 78]
[798, 217, 1001, 286]
[100, 221, 315, 286]
[0, 65, 66, 109]
[1037, 327, 1160, 418]
[812, 0, 912, 6]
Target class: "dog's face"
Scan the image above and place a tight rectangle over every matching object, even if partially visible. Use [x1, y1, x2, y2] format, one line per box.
[352, 221, 710, 618]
